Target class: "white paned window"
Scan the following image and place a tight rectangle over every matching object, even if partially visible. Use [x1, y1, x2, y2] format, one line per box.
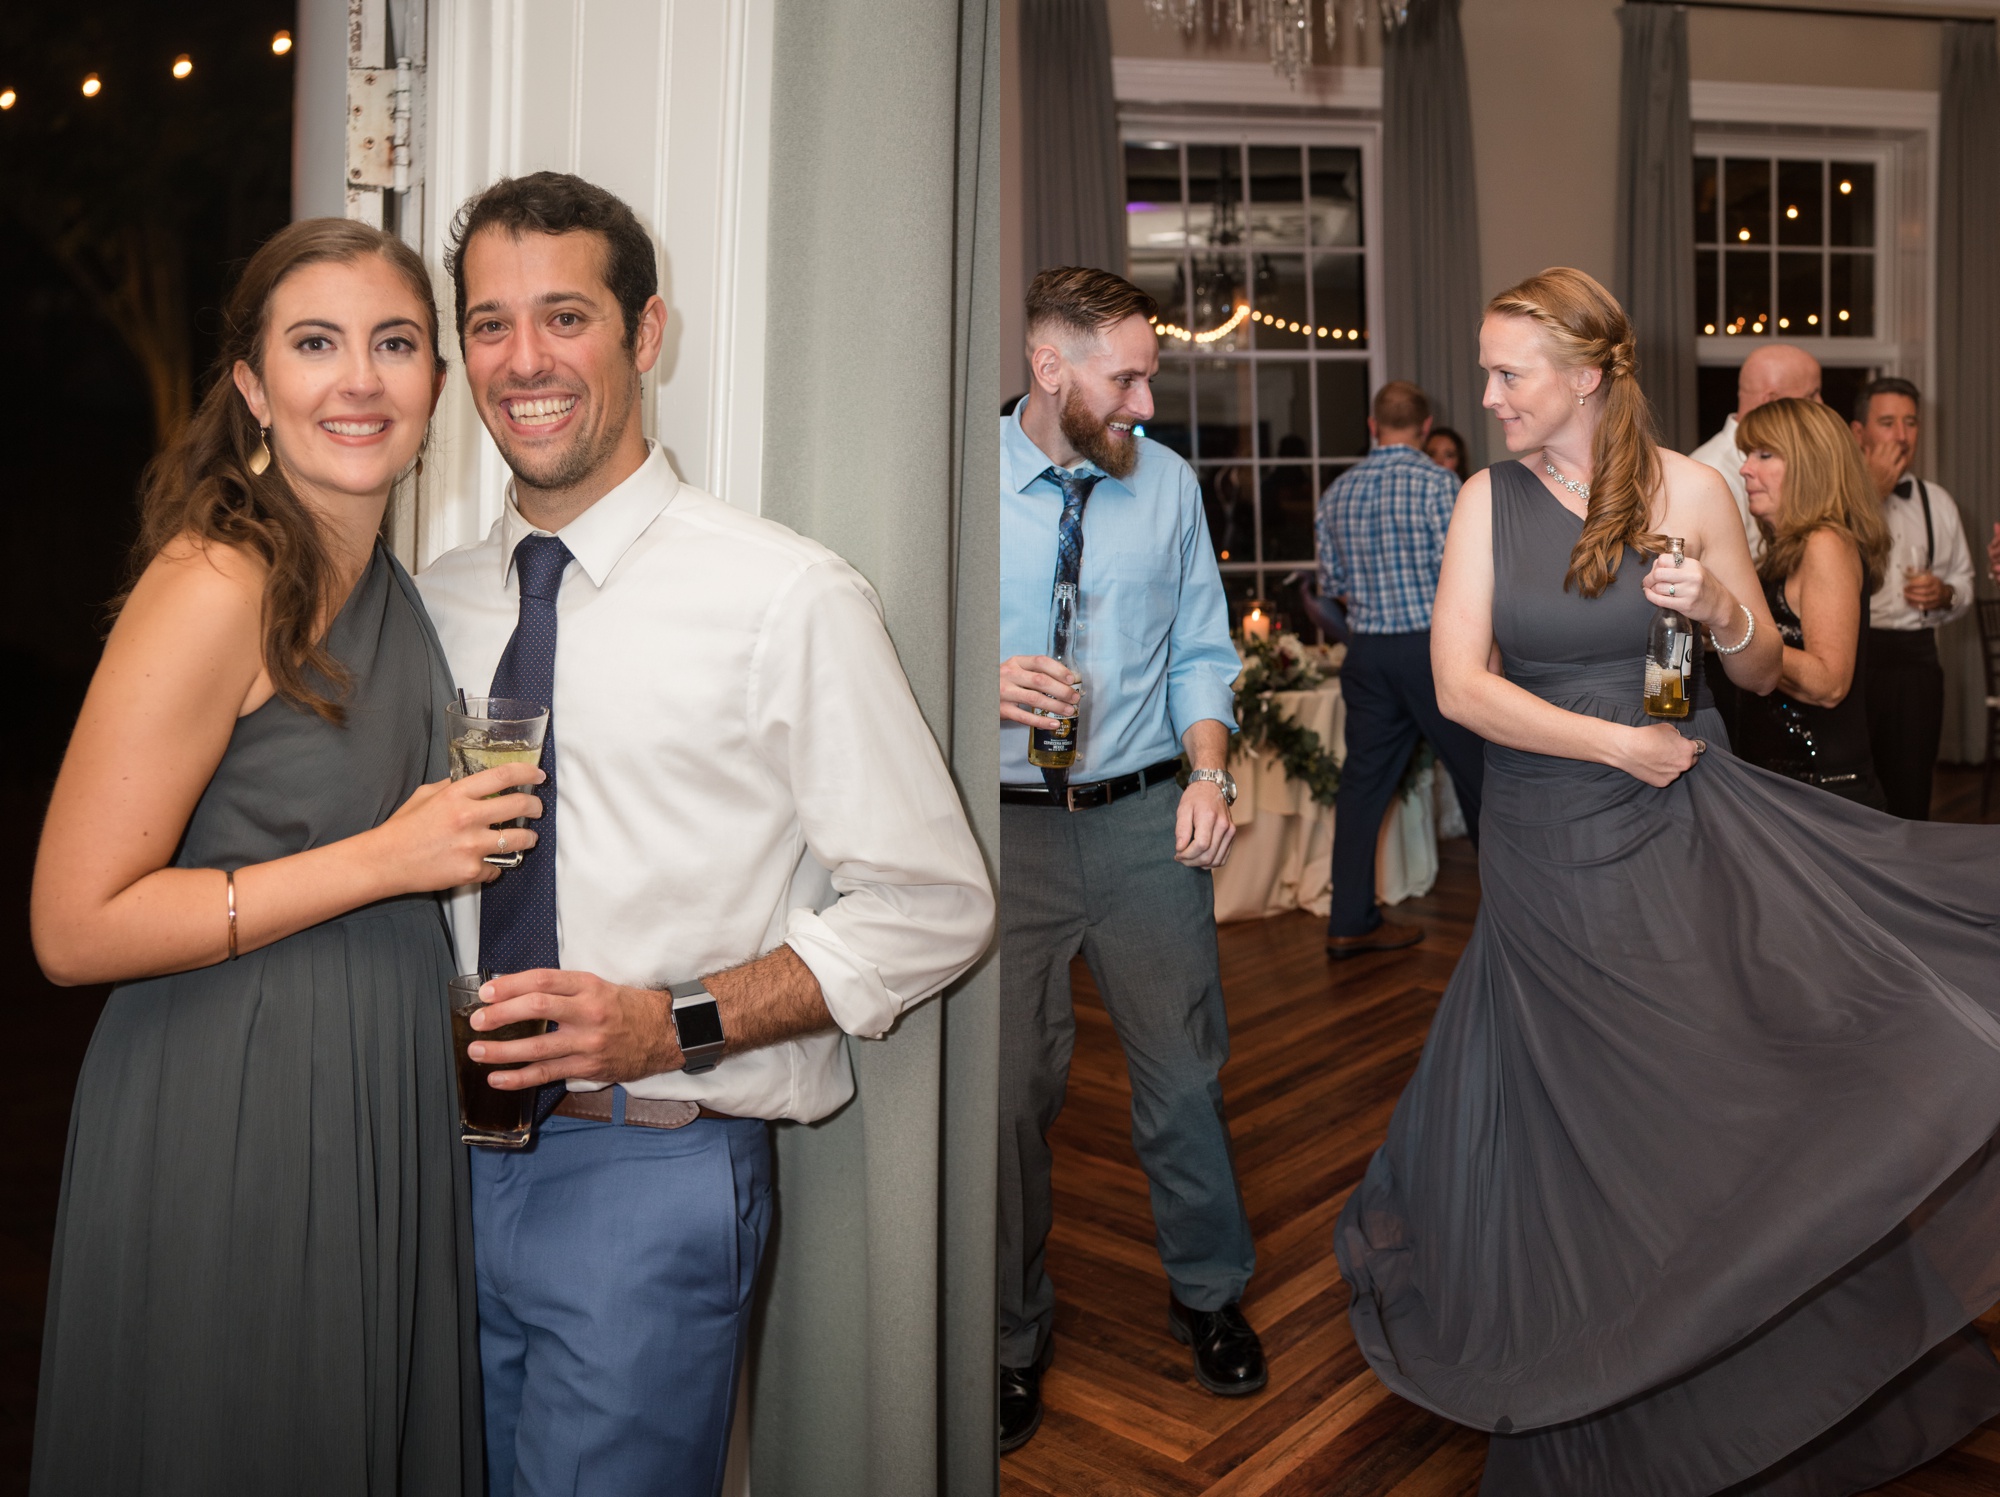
[1122, 121, 1383, 630]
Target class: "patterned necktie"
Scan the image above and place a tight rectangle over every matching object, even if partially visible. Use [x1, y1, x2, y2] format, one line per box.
[1040, 467, 1102, 792]
[479, 532, 574, 1125]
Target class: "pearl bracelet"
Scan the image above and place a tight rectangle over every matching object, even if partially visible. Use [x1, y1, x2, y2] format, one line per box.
[1712, 603, 1756, 656]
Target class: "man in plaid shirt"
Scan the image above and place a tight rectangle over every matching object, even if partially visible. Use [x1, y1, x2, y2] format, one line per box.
[1316, 380, 1486, 957]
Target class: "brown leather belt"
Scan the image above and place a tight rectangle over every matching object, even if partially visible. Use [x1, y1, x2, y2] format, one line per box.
[553, 1089, 737, 1130]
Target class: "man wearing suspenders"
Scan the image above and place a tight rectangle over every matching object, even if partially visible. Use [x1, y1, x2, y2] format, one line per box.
[1853, 378, 1974, 820]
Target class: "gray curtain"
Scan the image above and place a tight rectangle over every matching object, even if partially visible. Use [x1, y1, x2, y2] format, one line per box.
[1936, 20, 2000, 764]
[751, 0, 999, 1494]
[1021, 0, 1123, 275]
[1614, 4, 1697, 453]
[1382, 0, 1485, 467]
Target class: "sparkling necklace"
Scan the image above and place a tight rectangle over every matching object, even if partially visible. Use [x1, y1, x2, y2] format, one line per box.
[1544, 459, 1590, 501]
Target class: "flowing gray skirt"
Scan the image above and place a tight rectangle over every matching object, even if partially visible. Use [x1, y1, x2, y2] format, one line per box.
[1338, 689, 2000, 1495]
[31, 897, 479, 1496]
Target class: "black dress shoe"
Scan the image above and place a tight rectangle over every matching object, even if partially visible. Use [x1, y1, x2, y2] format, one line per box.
[999, 1341, 1052, 1454]
[1168, 1295, 1268, 1396]
[1325, 917, 1423, 960]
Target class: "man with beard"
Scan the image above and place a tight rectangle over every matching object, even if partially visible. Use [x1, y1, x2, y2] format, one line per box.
[997, 266, 1260, 1454]
[417, 173, 993, 1495]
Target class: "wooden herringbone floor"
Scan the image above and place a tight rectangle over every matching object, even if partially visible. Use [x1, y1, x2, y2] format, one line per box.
[1002, 768, 2000, 1497]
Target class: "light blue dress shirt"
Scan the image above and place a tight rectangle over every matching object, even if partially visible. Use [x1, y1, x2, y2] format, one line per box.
[1000, 395, 1239, 784]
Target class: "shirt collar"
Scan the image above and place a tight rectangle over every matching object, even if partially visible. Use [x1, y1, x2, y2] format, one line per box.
[499, 442, 679, 589]
[1002, 392, 1128, 497]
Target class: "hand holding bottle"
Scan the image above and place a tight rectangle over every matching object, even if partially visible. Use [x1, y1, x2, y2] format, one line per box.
[1640, 548, 1735, 635]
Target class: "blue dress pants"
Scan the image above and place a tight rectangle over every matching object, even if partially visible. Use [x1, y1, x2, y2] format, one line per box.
[471, 1107, 772, 1497]
[1327, 629, 1486, 938]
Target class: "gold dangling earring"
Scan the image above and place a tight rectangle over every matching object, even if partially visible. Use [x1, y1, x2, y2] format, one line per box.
[248, 426, 272, 477]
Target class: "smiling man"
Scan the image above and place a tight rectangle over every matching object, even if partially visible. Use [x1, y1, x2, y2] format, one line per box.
[997, 267, 1259, 1454]
[417, 172, 992, 1497]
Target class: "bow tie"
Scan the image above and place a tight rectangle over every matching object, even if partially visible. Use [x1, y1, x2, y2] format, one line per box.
[1893, 478, 1916, 499]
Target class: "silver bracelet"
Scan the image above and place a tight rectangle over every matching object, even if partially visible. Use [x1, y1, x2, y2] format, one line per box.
[1713, 602, 1756, 656]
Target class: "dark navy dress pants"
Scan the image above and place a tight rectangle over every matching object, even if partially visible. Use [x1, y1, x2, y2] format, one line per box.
[1327, 629, 1486, 938]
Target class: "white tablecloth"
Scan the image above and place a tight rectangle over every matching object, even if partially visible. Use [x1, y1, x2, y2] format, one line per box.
[1210, 679, 1443, 923]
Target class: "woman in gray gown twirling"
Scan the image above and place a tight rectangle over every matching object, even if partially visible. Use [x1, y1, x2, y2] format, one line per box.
[28, 220, 544, 1495]
[1336, 267, 2000, 1495]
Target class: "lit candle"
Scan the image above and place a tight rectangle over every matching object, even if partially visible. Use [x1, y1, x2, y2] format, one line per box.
[1242, 606, 1271, 642]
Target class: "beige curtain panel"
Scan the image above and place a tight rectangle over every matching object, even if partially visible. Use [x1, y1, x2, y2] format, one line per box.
[1383, 0, 1486, 468]
[1614, 2, 1698, 455]
[1935, 20, 2000, 765]
[1021, 0, 1124, 276]
[752, 0, 1000, 1492]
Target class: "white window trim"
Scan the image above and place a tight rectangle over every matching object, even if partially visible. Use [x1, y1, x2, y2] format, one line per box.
[1691, 81, 1936, 406]
[1112, 57, 1381, 112]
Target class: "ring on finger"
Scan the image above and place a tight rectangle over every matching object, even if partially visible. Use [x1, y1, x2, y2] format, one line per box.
[497, 831, 509, 854]
[1666, 582, 1676, 597]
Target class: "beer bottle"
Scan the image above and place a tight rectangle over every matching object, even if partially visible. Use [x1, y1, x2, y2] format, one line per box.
[1643, 537, 1693, 720]
[1027, 581, 1083, 769]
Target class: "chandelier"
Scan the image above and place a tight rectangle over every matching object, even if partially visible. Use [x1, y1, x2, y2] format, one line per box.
[1143, 0, 1412, 82]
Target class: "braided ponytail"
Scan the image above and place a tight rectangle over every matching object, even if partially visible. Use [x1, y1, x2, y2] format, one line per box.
[1486, 269, 1667, 597]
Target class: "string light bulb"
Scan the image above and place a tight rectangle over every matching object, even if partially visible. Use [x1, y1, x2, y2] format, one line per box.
[1839, 179, 1853, 195]
[1704, 323, 1716, 335]
[1737, 228, 1750, 241]
[1838, 309, 1850, 321]
[172, 54, 193, 79]
[81, 74, 101, 98]
[1149, 304, 1251, 345]
[0, 89, 15, 110]
[271, 30, 293, 55]
[1786, 206, 1799, 219]
[1807, 314, 1819, 326]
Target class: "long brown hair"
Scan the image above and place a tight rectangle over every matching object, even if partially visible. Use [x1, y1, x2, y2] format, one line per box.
[1486, 268, 1666, 597]
[127, 218, 444, 722]
[1737, 397, 1890, 594]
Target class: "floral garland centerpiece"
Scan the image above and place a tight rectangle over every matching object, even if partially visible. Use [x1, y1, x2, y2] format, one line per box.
[1232, 631, 1341, 806]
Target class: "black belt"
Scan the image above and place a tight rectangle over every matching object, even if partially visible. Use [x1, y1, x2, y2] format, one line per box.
[1001, 757, 1181, 811]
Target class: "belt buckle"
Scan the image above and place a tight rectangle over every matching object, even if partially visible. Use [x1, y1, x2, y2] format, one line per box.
[1065, 784, 1083, 812]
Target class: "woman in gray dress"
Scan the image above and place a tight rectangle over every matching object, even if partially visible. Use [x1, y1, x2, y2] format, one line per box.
[29, 219, 543, 1495]
[1338, 267, 2000, 1494]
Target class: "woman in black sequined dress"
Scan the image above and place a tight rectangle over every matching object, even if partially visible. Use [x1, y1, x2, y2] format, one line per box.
[1733, 397, 1890, 809]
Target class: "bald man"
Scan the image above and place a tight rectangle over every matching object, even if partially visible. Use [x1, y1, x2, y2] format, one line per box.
[1689, 343, 1824, 555]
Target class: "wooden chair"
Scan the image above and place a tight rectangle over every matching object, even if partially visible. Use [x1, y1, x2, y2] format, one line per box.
[1977, 599, 2000, 816]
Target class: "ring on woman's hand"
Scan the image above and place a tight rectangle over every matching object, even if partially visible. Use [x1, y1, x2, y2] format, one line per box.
[497, 832, 509, 855]
[1667, 582, 1677, 597]
[1693, 739, 1708, 755]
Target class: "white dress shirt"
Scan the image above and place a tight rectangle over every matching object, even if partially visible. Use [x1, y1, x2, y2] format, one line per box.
[1688, 414, 1762, 558]
[418, 446, 994, 1122]
[1868, 476, 1974, 632]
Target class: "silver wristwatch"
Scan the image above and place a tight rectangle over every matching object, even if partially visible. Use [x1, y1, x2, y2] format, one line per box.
[1187, 767, 1237, 806]
[668, 979, 728, 1075]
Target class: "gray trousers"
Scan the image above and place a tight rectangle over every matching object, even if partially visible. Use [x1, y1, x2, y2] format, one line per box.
[998, 777, 1256, 1370]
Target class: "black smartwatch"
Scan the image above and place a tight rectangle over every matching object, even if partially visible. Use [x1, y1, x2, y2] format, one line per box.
[668, 979, 727, 1074]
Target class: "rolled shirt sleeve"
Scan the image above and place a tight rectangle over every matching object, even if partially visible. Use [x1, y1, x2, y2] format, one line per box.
[1165, 463, 1241, 743]
[749, 558, 995, 1040]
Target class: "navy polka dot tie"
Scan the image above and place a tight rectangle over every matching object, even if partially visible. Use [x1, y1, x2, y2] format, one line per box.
[479, 533, 573, 1126]
[1039, 466, 1100, 794]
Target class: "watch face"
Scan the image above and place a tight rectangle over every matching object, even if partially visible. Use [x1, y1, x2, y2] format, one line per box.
[674, 998, 726, 1052]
